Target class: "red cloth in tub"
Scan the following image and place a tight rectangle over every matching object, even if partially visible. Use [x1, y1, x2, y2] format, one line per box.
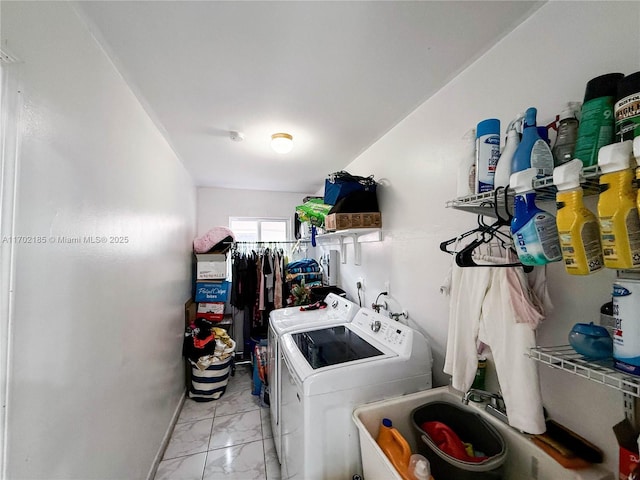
[422, 421, 489, 463]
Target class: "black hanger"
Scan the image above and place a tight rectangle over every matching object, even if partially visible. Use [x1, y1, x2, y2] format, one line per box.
[454, 226, 534, 272]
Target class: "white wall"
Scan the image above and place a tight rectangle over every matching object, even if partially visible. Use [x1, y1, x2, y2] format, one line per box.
[325, 2, 640, 474]
[197, 187, 310, 236]
[1, 3, 196, 479]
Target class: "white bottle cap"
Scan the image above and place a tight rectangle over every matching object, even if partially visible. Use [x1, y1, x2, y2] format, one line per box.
[558, 104, 577, 122]
[408, 454, 431, 480]
[634, 137, 640, 162]
[598, 140, 633, 173]
[556, 102, 581, 121]
[553, 159, 583, 191]
[506, 128, 519, 139]
[510, 168, 537, 194]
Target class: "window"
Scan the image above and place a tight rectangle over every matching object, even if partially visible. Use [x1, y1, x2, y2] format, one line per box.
[229, 217, 289, 242]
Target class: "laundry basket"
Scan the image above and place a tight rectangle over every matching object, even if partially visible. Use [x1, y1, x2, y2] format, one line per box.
[188, 339, 236, 402]
[411, 401, 507, 480]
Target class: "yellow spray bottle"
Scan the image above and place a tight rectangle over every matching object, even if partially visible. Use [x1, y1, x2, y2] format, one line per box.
[597, 140, 640, 269]
[554, 159, 604, 275]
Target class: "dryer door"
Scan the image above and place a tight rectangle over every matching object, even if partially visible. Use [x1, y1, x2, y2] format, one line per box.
[267, 323, 281, 461]
[280, 351, 304, 480]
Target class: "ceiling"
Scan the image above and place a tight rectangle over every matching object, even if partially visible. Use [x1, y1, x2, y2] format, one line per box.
[75, 1, 543, 194]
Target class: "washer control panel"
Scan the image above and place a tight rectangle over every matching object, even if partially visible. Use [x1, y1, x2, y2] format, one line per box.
[351, 308, 412, 354]
[377, 322, 408, 347]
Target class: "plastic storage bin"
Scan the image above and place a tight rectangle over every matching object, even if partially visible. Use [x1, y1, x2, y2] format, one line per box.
[352, 387, 614, 480]
[411, 401, 506, 479]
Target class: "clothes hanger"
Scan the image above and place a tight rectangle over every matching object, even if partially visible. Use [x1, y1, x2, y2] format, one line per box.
[454, 224, 534, 272]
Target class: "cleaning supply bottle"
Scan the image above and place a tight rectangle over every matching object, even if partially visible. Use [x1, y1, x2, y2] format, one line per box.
[407, 454, 433, 480]
[574, 73, 624, 167]
[511, 107, 554, 177]
[553, 159, 604, 275]
[456, 129, 476, 197]
[376, 418, 412, 480]
[494, 113, 523, 189]
[475, 119, 500, 193]
[510, 168, 562, 266]
[552, 103, 581, 167]
[615, 71, 640, 142]
[597, 140, 640, 269]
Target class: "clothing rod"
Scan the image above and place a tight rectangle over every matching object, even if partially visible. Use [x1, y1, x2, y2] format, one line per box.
[226, 240, 309, 244]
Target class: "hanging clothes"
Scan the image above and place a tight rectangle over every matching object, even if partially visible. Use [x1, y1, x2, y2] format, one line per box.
[274, 252, 283, 309]
[444, 263, 546, 435]
[230, 243, 306, 338]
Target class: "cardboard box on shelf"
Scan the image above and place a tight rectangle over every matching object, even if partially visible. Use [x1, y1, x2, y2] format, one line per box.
[194, 253, 227, 280]
[325, 212, 382, 232]
[196, 302, 225, 322]
[195, 280, 230, 303]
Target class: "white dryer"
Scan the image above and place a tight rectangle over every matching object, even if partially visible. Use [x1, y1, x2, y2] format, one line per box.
[267, 293, 360, 461]
[279, 308, 433, 480]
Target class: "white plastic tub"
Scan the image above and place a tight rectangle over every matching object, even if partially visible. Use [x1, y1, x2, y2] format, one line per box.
[353, 386, 614, 480]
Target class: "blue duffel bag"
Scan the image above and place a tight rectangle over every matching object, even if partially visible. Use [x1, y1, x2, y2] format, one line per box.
[324, 171, 377, 206]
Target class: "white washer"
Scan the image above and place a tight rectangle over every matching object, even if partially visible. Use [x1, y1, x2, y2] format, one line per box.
[279, 308, 433, 480]
[267, 293, 360, 461]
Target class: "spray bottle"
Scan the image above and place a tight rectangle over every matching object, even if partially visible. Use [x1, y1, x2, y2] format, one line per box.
[552, 102, 581, 167]
[511, 107, 554, 177]
[494, 113, 523, 189]
[574, 73, 624, 167]
[510, 168, 562, 266]
[597, 140, 640, 269]
[553, 159, 604, 275]
[475, 119, 500, 193]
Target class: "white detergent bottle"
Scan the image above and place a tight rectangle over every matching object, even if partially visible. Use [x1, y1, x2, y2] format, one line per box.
[456, 129, 476, 197]
[494, 113, 523, 188]
[510, 168, 562, 266]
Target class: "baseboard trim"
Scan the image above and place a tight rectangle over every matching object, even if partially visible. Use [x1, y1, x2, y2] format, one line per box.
[146, 391, 186, 480]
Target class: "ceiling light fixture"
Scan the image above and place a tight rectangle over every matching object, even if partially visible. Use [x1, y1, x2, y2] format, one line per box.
[271, 132, 293, 154]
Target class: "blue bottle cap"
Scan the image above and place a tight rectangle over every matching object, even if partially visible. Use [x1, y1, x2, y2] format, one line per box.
[524, 107, 537, 128]
[382, 418, 392, 427]
[476, 118, 500, 138]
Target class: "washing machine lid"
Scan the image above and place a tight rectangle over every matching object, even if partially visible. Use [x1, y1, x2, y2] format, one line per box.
[290, 325, 383, 369]
[269, 293, 360, 335]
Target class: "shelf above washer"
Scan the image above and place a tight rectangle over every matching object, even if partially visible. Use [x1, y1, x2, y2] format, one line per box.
[529, 345, 640, 398]
[315, 228, 382, 265]
[445, 165, 601, 218]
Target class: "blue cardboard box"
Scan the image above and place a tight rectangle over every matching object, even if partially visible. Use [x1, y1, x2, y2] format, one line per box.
[195, 281, 230, 303]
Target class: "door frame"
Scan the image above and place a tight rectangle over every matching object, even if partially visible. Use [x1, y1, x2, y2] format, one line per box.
[0, 48, 22, 480]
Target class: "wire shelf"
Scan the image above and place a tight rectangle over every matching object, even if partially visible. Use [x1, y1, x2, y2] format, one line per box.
[529, 345, 640, 398]
[446, 165, 602, 216]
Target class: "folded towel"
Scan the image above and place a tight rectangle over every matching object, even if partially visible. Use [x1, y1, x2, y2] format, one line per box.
[422, 421, 488, 463]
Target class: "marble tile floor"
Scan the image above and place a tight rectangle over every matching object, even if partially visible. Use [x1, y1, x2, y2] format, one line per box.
[154, 364, 279, 480]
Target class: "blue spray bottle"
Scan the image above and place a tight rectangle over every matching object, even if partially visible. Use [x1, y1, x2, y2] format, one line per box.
[511, 107, 554, 177]
[510, 168, 562, 266]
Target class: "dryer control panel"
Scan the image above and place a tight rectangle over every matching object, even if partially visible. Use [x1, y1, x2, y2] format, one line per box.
[350, 308, 413, 356]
